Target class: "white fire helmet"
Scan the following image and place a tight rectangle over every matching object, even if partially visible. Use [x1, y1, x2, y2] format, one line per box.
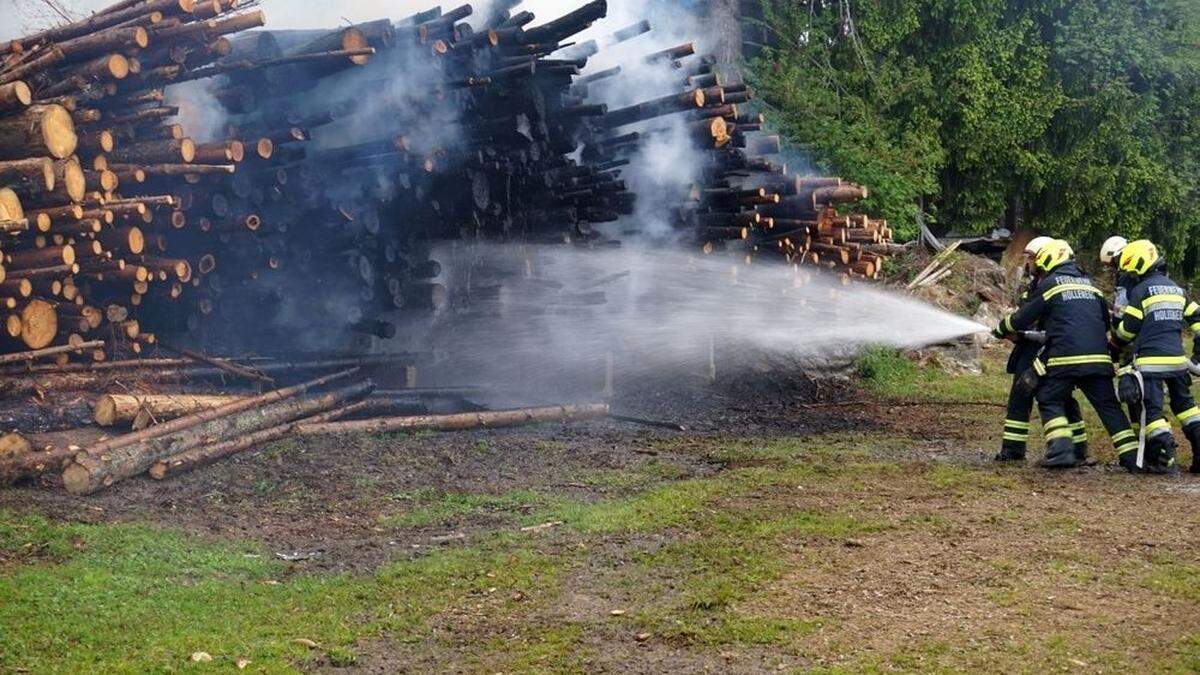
[1100, 236, 1128, 265]
[1024, 236, 1055, 257]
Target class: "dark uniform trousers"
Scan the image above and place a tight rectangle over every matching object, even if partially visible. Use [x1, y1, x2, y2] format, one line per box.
[1036, 374, 1137, 457]
[1003, 374, 1086, 452]
[1127, 372, 1200, 439]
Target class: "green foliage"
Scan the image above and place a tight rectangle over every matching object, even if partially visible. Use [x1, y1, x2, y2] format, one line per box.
[750, 0, 1200, 276]
[855, 345, 918, 385]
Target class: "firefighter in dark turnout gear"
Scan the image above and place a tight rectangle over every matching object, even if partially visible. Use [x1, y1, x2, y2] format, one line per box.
[997, 237, 1087, 462]
[994, 241, 1138, 468]
[1100, 235, 1142, 430]
[1110, 240, 1200, 474]
[1100, 236, 1133, 316]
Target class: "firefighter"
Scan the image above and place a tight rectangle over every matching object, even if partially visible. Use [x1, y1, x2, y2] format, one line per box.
[1099, 236, 1132, 315]
[1098, 235, 1143, 433]
[994, 240, 1139, 469]
[1110, 240, 1200, 474]
[996, 236, 1087, 462]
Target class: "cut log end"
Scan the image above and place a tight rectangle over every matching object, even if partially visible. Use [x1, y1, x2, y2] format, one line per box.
[180, 138, 196, 162]
[20, 298, 57, 349]
[105, 53, 130, 79]
[342, 28, 371, 64]
[1, 81, 32, 108]
[0, 432, 32, 460]
[0, 188, 21, 220]
[61, 462, 92, 495]
[65, 158, 85, 202]
[42, 104, 78, 159]
[5, 314, 22, 338]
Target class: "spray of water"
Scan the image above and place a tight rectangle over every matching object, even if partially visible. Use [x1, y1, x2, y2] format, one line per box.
[407, 243, 986, 399]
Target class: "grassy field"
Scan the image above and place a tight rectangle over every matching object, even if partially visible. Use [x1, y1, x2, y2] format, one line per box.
[2, 346, 1200, 672]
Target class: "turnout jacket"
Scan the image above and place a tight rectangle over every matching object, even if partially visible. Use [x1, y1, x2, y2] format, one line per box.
[997, 262, 1114, 377]
[1006, 275, 1043, 374]
[1112, 266, 1200, 372]
[1113, 272, 1137, 316]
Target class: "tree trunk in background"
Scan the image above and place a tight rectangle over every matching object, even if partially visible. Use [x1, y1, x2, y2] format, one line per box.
[707, 0, 742, 69]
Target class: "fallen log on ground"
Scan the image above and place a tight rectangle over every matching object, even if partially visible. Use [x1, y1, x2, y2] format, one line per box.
[93, 392, 246, 427]
[293, 403, 611, 436]
[156, 341, 275, 383]
[60, 368, 358, 494]
[1, 441, 71, 486]
[0, 427, 108, 486]
[0, 353, 414, 376]
[148, 399, 370, 479]
[62, 376, 373, 494]
[0, 339, 104, 364]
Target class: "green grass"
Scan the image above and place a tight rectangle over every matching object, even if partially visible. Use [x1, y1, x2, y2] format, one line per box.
[855, 345, 1011, 402]
[383, 488, 560, 528]
[482, 624, 591, 673]
[575, 458, 692, 491]
[5, 401, 1199, 672]
[0, 511, 561, 673]
[1140, 556, 1200, 603]
[2, 430, 911, 671]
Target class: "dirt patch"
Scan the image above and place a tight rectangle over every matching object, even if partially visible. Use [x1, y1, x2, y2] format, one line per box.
[742, 468, 1200, 669]
[0, 360, 867, 573]
[7, 354, 1200, 672]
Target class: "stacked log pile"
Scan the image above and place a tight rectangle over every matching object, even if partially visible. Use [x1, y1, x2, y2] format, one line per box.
[0, 1, 273, 361]
[0, 0, 895, 364]
[0, 0, 905, 493]
[668, 121, 893, 277]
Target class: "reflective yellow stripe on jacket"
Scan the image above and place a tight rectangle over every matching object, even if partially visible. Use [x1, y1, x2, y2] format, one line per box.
[1042, 283, 1103, 301]
[1045, 354, 1113, 368]
[1141, 294, 1187, 310]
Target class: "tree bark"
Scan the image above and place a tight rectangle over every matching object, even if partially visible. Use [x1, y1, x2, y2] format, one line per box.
[0, 339, 102, 364]
[63, 378, 373, 494]
[0, 105, 77, 160]
[148, 400, 370, 479]
[294, 403, 610, 436]
[94, 393, 245, 427]
[0, 158, 55, 194]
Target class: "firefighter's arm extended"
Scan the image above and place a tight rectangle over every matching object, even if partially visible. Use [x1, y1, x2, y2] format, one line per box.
[1111, 294, 1144, 348]
[994, 288, 1046, 339]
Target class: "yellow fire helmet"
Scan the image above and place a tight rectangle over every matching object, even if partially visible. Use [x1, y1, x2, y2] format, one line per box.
[1118, 239, 1160, 277]
[1023, 235, 1055, 257]
[1034, 239, 1073, 273]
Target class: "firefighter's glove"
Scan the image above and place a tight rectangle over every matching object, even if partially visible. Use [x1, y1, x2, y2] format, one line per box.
[1117, 373, 1141, 407]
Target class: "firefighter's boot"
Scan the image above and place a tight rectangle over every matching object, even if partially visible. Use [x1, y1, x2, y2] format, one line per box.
[1145, 433, 1180, 475]
[1184, 424, 1200, 474]
[1040, 437, 1081, 469]
[1119, 449, 1144, 474]
[994, 440, 1026, 463]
